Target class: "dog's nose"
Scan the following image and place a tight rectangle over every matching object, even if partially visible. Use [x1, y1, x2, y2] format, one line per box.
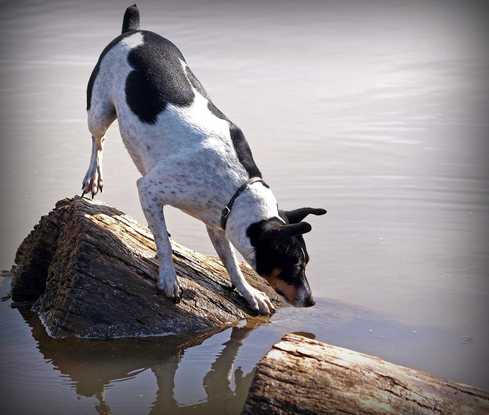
[304, 296, 315, 307]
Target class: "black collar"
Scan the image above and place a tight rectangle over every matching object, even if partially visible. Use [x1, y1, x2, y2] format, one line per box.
[221, 177, 269, 230]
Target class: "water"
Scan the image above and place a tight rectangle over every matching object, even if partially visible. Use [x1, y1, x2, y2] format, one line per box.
[1, 0, 488, 413]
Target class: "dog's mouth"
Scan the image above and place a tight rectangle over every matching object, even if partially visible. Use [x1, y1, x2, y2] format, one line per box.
[274, 287, 299, 306]
[271, 284, 291, 302]
[273, 286, 315, 308]
[266, 272, 315, 307]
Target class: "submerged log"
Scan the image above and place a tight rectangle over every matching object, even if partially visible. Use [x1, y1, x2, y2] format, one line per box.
[11, 197, 283, 339]
[243, 333, 489, 415]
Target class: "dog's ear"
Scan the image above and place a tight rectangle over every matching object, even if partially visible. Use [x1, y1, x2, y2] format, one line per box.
[282, 207, 326, 224]
[263, 222, 312, 240]
[247, 219, 313, 245]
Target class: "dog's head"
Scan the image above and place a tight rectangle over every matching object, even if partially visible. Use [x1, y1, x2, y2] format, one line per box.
[246, 207, 326, 307]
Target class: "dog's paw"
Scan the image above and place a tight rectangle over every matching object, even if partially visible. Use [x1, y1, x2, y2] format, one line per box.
[242, 285, 275, 316]
[81, 164, 103, 199]
[157, 277, 182, 303]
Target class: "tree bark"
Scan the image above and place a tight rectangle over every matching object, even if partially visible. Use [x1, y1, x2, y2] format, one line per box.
[242, 333, 489, 415]
[11, 196, 283, 339]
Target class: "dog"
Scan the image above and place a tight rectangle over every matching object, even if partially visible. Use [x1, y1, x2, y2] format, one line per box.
[82, 4, 326, 315]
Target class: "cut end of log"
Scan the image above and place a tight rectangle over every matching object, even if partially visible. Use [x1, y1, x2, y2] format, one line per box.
[242, 333, 489, 415]
[11, 196, 284, 339]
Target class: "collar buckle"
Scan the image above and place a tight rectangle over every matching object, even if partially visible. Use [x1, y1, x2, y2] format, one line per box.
[221, 206, 231, 221]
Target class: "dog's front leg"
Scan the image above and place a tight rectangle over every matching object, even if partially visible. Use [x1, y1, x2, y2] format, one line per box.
[207, 226, 275, 315]
[137, 176, 181, 302]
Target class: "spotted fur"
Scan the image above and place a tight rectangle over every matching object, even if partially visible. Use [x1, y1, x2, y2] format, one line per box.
[82, 5, 325, 314]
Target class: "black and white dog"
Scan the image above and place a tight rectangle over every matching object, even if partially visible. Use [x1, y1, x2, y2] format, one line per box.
[82, 5, 326, 314]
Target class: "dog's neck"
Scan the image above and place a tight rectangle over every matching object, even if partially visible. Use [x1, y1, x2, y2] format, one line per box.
[224, 182, 281, 268]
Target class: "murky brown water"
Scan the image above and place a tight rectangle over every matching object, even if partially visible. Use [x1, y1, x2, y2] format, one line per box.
[1, 1, 489, 413]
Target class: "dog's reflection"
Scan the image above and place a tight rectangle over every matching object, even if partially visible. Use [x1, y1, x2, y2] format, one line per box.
[19, 309, 263, 414]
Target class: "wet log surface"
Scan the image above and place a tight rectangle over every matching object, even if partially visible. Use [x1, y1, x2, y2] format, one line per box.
[242, 333, 489, 415]
[11, 197, 283, 339]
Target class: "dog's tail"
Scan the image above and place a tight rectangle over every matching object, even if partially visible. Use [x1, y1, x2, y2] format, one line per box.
[121, 4, 140, 33]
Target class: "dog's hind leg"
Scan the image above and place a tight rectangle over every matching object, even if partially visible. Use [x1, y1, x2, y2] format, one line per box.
[207, 226, 275, 315]
[82, 90, 116, 198]
[81, 134, 105, 198]
[137, 174, 182, 302]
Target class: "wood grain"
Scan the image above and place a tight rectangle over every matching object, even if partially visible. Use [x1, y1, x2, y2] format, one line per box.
[11, 196, 283, 339]
[243, 333, 489, 415]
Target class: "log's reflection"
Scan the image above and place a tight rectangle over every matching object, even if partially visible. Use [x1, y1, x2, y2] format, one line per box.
[19, 308, 263, 415]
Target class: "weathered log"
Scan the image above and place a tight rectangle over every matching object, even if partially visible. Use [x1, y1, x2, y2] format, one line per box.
[11, 196, 283, 339]
[242, 333, 489, 415]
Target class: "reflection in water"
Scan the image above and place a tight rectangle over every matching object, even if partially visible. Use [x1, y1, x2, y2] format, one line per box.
[197, 323, 256, 414]
[2, 273, 488, 414]
[19, 308, 261, 415]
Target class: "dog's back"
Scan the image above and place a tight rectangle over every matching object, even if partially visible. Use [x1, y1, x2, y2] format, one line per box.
[86, 5, 259, 183]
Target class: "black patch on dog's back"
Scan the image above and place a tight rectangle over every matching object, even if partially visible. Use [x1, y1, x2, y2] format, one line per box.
[185, 64, 262, 179]
[87, 30, 137, 111]
[88, 28, 263, 178]
[185, 66, 208, 97]
[205, 98, 261, 178]
[185, 65, 262, 178]
[125, 31, 195, 124]
[229, 124, 262, 178]
[208, 101, 228, 120]
[185, 65, 228, 122]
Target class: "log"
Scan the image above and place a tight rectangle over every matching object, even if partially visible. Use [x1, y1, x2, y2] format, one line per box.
[11, 196, 283, 339]
[242, 333, 489, 415]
